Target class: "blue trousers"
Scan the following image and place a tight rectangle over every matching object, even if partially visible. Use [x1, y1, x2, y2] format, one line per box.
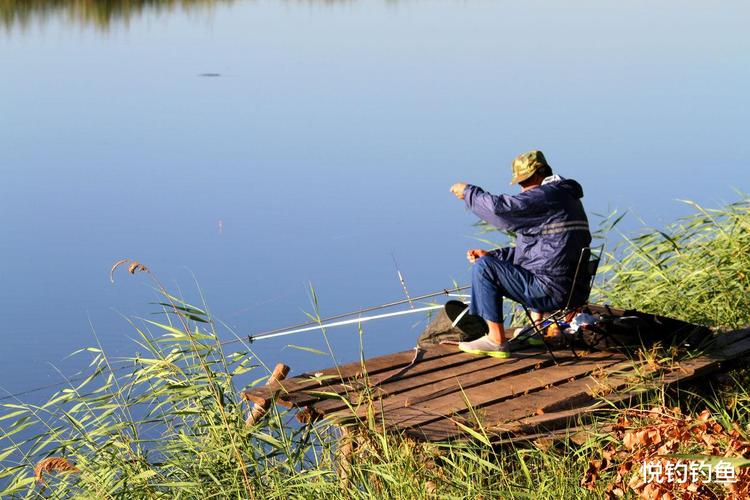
[468, 255, 563, 323]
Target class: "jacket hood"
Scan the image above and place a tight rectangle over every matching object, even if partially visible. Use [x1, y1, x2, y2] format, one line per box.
[546, 177, 584, 199]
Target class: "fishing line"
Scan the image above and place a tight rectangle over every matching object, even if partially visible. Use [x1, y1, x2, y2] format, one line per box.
[0, 363, 136, 403]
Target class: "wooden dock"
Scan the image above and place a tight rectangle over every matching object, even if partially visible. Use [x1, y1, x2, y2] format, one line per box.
[243, 315, 750, 444]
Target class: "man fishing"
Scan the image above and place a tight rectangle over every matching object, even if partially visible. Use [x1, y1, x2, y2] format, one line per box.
[449, 150, 591, 358]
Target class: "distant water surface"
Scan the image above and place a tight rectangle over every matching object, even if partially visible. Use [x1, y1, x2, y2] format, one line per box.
[1, 0, 748, 402]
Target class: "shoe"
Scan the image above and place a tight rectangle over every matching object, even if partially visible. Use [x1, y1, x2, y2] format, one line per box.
[509, 326, 545, 346]
[524, 336, 545, 347]
[458, 335, 511, 358]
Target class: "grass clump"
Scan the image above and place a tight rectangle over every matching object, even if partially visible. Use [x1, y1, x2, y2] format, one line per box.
[0, 287, 323, 498]
[595, 197, 750, 329]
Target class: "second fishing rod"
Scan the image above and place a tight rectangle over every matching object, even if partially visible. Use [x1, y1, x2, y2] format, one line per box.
[245, 284, 470, 342]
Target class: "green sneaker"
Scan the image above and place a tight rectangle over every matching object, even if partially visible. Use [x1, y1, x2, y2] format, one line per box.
[458, 335, 511, 358]
[510, 326, 545, 346]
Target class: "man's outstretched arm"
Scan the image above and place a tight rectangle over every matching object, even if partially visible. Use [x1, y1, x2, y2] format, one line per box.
[451, 182, 544, 231]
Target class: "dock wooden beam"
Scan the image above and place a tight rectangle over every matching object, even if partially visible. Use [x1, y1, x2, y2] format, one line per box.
[243, 363, 290, 426]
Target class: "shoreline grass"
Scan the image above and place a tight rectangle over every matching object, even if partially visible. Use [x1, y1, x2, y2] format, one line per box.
[1, 196, 749, 498]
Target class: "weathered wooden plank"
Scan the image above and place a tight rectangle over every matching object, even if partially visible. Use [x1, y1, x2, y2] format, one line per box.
[456, 335, 750, 440]
[481, 361, 641, 424]
[243, 344, 460, 403]
[332, 351, 624, 430]
[409, 360, 641, 441]
[287, 349, 545, 410]
[324, 350, 596, 423]
[409, 417, 612, 444]
[300, 349, 555, 420]
[403, 419, 465, 442]
[388, 351, 617, 409]
[385, 354, 625, 432]
[493, 346, 745, 436]
[491, 424, 614, 447]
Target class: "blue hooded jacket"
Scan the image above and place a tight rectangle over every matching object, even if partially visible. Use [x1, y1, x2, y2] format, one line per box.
[463, 177, 592, 303]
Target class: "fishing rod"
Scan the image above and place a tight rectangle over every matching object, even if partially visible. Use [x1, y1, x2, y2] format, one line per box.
[247, 304, 444, 342]
[1, 286, 471, 401]
[245, 284, 470, 342]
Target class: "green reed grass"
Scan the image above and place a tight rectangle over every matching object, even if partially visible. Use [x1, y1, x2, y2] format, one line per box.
[594, 197, 750, 329]
[1, 196, 749, 498]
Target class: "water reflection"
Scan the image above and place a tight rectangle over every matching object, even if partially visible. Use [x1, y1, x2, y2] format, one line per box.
[1, 0, 238, 31]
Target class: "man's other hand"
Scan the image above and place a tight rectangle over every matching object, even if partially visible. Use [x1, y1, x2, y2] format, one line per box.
[450, 182, 468, 200]
[466, 248, 488, 263]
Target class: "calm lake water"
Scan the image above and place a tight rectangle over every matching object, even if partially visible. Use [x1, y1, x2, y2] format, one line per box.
[1, 0, 748, 402]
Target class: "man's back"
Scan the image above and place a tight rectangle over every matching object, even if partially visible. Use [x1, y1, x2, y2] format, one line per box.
[463, 176, 591, 301]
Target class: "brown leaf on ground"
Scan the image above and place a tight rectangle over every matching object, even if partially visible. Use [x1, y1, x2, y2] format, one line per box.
[623, 430, 638, 450]
[581, 459, 602, 489]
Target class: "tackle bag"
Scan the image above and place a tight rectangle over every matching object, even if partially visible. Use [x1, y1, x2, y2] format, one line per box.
[572, 304, 711, 352]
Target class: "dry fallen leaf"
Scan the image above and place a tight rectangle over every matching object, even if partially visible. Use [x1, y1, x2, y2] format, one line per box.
[584, 406, 750, 499]
[128, 261, 149, 275]
[424, 480, 437, 495]
[110, 258, 150, 283]
[623, 430, 637, 450]
[34, 457, 79, 485]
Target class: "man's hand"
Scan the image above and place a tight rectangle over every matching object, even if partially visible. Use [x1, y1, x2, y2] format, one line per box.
[450, 182, 468, 200]
[466, 248, 488, 263]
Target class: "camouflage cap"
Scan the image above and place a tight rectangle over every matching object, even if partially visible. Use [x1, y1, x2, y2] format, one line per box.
[510, 150, 550, 185]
